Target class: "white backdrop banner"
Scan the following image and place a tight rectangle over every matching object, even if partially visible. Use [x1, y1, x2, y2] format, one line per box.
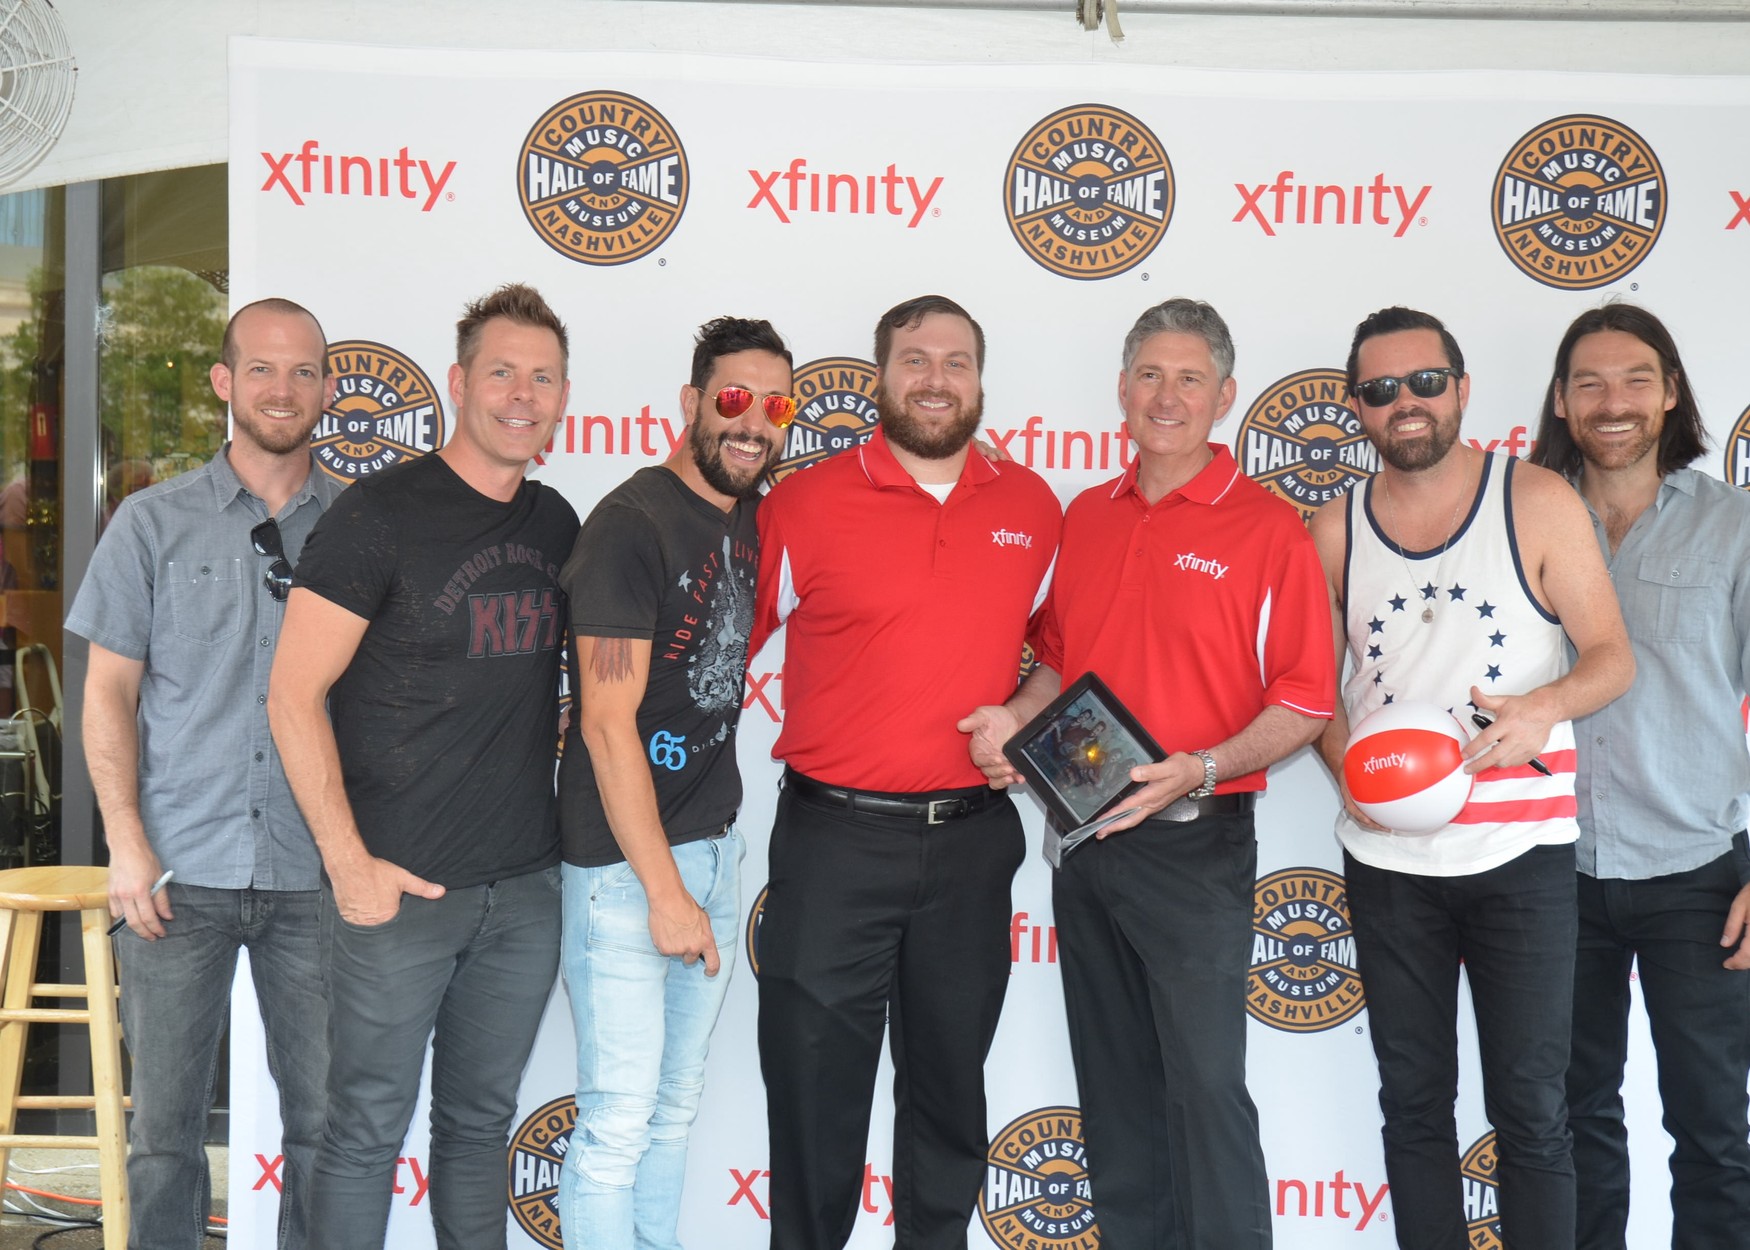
[225, 38, 1750, 1248]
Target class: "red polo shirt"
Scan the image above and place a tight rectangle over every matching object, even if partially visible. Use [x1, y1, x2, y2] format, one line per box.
[1033, 445, 1334, 793]
[752, 427, 1062, 792]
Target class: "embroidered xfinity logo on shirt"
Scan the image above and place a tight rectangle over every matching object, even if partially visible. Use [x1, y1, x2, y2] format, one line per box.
[1174, 551, 1228, 579]
[991, 528, 1034, 549]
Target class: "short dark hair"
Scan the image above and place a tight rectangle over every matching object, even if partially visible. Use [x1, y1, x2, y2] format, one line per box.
[689, 317, 792, 389]
[1345, 307, 1465, 396]
[873, 295, 985, 373]
[221, 298, 329, 374]
[1122, 298, 1234, 380]
[456, 283, 569, 374]
[1528, 302, 1707, 478]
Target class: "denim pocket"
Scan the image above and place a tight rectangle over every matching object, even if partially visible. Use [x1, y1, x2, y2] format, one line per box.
[168, 558, 244, 645]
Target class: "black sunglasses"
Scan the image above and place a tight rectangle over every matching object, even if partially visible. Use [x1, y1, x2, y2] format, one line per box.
[1350, 368, 1457, 409]
[250, 519, 294, 602]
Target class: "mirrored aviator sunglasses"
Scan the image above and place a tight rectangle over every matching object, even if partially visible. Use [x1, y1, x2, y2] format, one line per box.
[714, 386, 798, 429]
[1351, 368, 1456, 409]
[250, 519, 294, 602]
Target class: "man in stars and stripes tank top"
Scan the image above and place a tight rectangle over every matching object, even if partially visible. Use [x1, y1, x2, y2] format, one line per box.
[1309, 306, 1634, 1250]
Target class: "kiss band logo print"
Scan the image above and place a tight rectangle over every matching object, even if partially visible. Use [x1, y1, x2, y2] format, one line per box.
[1726, 402, 1750, 490]
[507, 1095, 576, 1249]
[744, 884, 767, 977]
[1237, 369, 1378, 521]
[316, 341, 444, 483]
[766, 356, 880, 487]
[1491, 114, 1666, 290]
[1247, 868, 1365, 1033]
[1461, 1131, 1503, 1249]
[980, 1106, 1099, 1249]
[518, 91, 688, 265]
[1003, 104, 1173, 280]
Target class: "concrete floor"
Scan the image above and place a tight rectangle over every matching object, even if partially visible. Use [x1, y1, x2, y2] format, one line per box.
[0, 1147, 226, 1247]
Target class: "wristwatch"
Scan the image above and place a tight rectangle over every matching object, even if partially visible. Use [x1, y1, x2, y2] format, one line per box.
[1188, 749, 1217, 800]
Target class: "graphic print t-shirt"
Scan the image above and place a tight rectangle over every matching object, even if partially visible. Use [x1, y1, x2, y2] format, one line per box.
[294, 454, 579, 888]
[559, 467, 757, 867]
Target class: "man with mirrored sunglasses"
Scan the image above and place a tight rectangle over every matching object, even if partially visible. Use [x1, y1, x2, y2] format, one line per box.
[1309, 305, 1633, 1250]
[1529, 304, 1750, 1250]
[554, 316, 792, 1250]
[67, 297, 342, 1249]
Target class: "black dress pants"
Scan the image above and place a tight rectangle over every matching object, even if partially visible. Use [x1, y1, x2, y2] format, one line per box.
[1052, 811, 1271, 1250]
[757, 778, 1025, 1250]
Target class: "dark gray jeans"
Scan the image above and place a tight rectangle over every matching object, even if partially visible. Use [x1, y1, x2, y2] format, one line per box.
[311, 866, 562, 1249]
[115, 883, 326, 1250]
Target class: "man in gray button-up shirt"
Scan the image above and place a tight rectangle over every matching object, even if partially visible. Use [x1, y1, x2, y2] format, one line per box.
[66, 298, 342, 1249]
[1531, 303, 1750, 1250]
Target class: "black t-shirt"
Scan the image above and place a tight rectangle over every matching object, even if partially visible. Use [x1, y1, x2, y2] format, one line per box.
[559, 467, 758, 867]
[294, 454, 580, 888]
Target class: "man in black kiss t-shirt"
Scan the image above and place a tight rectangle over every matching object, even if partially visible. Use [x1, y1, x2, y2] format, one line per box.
[552, 317, 791, 1250]
[269, 284, 579, 1250]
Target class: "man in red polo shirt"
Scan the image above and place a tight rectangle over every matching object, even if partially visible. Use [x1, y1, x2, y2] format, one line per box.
[963, 298, 1335, 1250]
[750, 294, 1061, 1250]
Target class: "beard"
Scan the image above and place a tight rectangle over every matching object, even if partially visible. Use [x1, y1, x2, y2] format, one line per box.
[1571, 416, 1660, 473]
[1375, 404, 1461, 472]
[231, 405, 321, 457]
[689, 415, 776, 500]
[877, 385, 984, 460]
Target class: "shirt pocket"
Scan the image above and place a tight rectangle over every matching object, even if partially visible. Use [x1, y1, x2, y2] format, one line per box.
[1634, 551, 1720, 644]
[167, 558, 244, 645]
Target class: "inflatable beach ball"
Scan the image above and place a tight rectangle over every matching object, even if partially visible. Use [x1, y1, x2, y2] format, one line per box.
[1342, 701, 1473, 833]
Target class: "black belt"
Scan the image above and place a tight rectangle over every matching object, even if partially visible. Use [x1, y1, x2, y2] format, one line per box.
[784, 769, 1007, 825]
[1139, 791, 1257, 824]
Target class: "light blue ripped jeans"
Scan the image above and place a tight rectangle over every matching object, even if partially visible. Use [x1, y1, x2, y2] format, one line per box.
[558, 828, 743, 1250]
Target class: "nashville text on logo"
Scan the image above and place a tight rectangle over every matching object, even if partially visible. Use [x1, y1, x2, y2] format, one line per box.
[1363, 752, 1406, 775]
[991, 528, 1034, 550]
[261, 141, 455, 211]
[1174, 552, 1228, 580]
[1234, 171, 1430, 238]
[748, 159, 942, 227]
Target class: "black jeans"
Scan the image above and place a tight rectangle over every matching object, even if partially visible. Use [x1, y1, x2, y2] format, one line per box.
[1345, 843, 1578, 1250]
[1569, 839, 1750, 1250]
[757, 781, 1024, 1250]
[1053, 811, 1271, 1250]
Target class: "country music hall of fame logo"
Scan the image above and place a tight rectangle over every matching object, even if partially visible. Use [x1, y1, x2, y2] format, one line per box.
[517, 90, 689, 265]
[765, 355, 881, 487]
[506, 1095, 578, 1249]
[1247, 867, 1366, 1033]
[1461, 1130, 1504, 1249]
[1002, 103, 1174, 280]
[1726, 400, 1750, 490]
[1491, 113, 1666, 290]
[1236, 369, 1378, 523]
[316, 340, 445, 484]
[980, 1105, 1099, 1250]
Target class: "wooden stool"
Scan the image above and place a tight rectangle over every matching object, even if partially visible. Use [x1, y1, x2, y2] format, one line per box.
[0, 866, 127, 1248]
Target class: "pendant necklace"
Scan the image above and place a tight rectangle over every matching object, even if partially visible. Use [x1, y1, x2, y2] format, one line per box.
[1382, 469, 1467, 624]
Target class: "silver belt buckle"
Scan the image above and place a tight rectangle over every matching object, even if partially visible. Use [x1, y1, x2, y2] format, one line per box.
[1157, 795, 1202, 823]
[927, 799, 953, 825]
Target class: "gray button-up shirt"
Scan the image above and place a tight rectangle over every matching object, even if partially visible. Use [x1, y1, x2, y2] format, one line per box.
[66, 445, 343, 890]
[1572, 467, 1750, 879]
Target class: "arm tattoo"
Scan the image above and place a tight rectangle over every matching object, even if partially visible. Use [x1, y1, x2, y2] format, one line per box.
[591, 637, 636, 683]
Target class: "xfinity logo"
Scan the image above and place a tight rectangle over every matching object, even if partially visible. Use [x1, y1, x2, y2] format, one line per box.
[1174, 552, 1228, 580]
[1362, 752, 1406, 775]
[748, 159, 942, 227]
[1234, 170, 1429, 238]
[991, 528, 1034, 550]
[261, 141, 456, 211]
